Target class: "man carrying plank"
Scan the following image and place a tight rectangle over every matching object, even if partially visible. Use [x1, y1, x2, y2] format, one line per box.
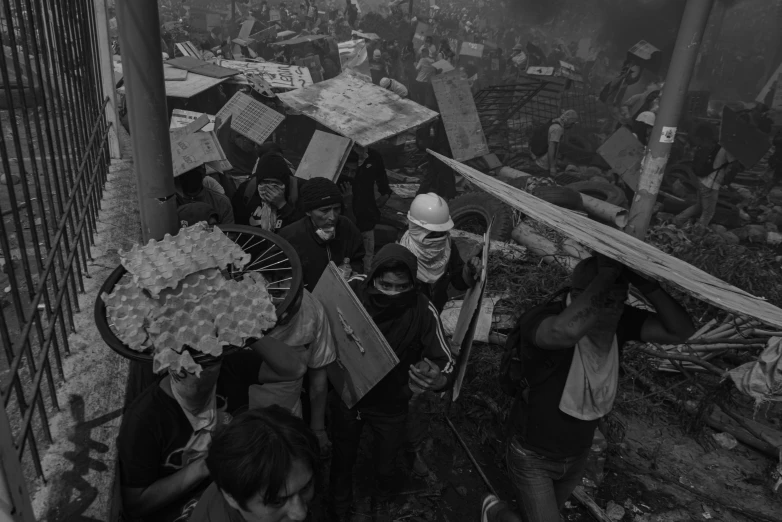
[501, 256, 693, 522]
[329, 244, 454, 522]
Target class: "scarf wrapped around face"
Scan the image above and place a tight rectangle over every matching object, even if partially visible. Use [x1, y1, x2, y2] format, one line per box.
[399, 221, 451, 284]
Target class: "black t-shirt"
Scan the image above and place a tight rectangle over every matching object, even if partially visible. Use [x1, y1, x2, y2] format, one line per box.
[336, 150, 392, 233]
[510, 302, 650, 459]
[117, 351, 261, 522]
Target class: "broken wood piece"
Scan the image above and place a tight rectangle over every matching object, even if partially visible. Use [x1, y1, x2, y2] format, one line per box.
[428, 150, 782, 329]
[511, 222, 586, 270]
[295, 130, 353, 182]
[450, 229, 526, 258]
[431, 73, 489, 162]
[572, 487, 613, 522]
[580, 194, 628, 228]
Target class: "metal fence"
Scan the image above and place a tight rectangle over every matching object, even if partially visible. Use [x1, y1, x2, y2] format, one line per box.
[0, 0, 111, 515]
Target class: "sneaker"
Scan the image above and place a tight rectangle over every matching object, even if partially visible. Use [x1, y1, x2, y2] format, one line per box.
[481, 494, 521, 522]
[481, 495, 501, 522]
[409, 451, 429, 477]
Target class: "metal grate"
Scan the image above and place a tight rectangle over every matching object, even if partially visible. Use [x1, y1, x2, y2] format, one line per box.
[0, 0, 112, 513]
[216, 91, 285, 145]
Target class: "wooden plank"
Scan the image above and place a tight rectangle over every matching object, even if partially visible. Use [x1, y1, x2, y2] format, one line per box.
[773, 72, 782, 110]
[720, 106, 772, 168]
[295, 130, 353, 181]
[170, 113, 209, 141]
[277, 71, 439, 147]
[314, 263, 399, 408]
[216, 92, 285, 146]
[119, 72, 227, 99]
[170, 109, 216, 131]
[238, 19, 255, 40]
[296, 54, 324, 83]
[432, 59, 454, 73]
[452, 219, 492, 401]
[432, 74, 489, 162]
[166, 57, 240, 79]
[428, 150, 782, 329]
[597, 126, 644, 191]
[163, 65, 188, 81]
[176, 41, 202, 58]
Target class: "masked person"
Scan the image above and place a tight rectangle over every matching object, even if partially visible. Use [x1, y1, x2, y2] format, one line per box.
[330, 244, 454, 522]
[529, 109, 579, 177]
[279, 178, 365, 292]
[379, 77, 409, 98]
[400, 193, 482, 312]
[503, 256, 693, 522]
[337, 145, 392, 273]
[232, 151, 303, 233]
[190, 406, 320, 521]
[176, 165, 235, 225]
[117, 338, 297, 522]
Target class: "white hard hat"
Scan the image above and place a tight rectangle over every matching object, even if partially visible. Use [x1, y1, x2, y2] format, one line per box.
[407, 193, 454, 232]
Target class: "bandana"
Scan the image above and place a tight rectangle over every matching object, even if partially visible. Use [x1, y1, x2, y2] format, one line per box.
[399, 221, 451, 284]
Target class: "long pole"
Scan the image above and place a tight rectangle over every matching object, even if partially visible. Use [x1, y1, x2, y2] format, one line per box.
[116, 0, 179, 242]
[93, 0, 122, 159]
[625, 0, 715, 239]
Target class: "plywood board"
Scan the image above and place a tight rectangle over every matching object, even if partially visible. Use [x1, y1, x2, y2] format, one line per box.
[250, 25, 278, 43]
[170, 114, 209, 141]
[597, 126, 644, 191]
[460, 42, 484, 58]
[431, 74, 489, 162]
[295, 130, 353, 181]
[164, 66, 188, 81]
[176, 41, 202, 59]
[452, 219, 492, 401]
[432, 59, 454, 73]
[720, 107, 772, 168]
[296, 54, 324, 83]
[238, 19, 255, 40]
[314, 263, 399, 408]
[269, 9, 281, 22]
[119, 72, 227, 99]
[166, 57, 240, 78]
[277, 71, 439, 147]
[413, 21, 432, 48]
[216, 59, 313, 89]
[216, 92, 285, 146]
[170, 109, 216, 131]
[428, 150, 782, 330]
[757, 62, 782, 105]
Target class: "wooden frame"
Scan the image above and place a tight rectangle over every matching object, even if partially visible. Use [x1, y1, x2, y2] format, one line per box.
[295, 130, 353, 181]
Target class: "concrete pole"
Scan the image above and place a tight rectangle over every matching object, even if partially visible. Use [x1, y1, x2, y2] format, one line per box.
[625, 0, 715, 239]
[93, 0, 122, 159]
[116, 0, 179, 242]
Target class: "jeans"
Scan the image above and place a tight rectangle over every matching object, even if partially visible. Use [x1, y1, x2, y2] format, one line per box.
[405, 392, 430, 453]
[361, 229, 375, 274]
[676, 182, 720, 227]
[505, 437, 590, 522]
[329, 393, 407, 515]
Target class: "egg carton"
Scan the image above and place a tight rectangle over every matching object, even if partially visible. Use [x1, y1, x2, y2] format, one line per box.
[153, 348, 202, 377]
[158, 268, 228, 307]
[101, 278, 160, 352]
[119, 224, 251, 296]
[148, 273, 277, 359]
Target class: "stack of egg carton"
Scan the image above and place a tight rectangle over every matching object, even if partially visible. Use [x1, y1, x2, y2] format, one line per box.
[103, 224, 278, 375]
[119, 223, 251, 297]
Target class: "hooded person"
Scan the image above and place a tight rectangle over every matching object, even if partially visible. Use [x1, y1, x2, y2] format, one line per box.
[399, 193, 482, 312]
[231, 151, 303, 232]
[176, 165, 235, 224]
[501, 255, 694, 521]
[278, 178, 365, 292]
[379, 76, 408, 98]
[330, 244, 455, 522]
[530, 109, 579, 176]
[177, 202, 220, 228]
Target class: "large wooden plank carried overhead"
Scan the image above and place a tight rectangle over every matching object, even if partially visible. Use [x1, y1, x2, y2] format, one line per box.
[428, 150, 782, 329]
[277, 71, 439, 147]
[432, 74, 489, 162]
[295, 130, 353, 181]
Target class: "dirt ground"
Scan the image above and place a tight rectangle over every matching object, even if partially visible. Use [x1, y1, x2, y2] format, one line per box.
[324, 341, 782, 522]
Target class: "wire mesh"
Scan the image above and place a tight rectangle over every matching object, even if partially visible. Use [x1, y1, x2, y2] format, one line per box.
[0, 0, 111, 501]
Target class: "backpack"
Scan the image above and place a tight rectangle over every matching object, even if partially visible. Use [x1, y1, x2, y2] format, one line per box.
[692, 142, 722, 178]
[499, 288, 569, 398]
[529, 120, 556, 157]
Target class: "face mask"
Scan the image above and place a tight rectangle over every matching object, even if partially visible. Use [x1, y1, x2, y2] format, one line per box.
[315, 226, 336, 241]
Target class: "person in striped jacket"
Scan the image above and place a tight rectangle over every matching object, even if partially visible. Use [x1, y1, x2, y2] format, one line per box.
[329, 243, 455, 522]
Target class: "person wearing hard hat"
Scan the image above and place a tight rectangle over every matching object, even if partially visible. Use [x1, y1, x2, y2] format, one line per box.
[400, 193, 483, 312]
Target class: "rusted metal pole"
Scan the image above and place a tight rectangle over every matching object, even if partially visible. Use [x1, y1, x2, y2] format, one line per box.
[625, 0, 715, 239]
[116, 0, 179, 242]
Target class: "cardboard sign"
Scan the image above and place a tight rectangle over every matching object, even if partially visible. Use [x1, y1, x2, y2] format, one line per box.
[431, 59, 454, 73]
[413, 21, 431, 47]
[170, 109, 216, 132]
[269, 9, 281, 21]
[238, 19, 255, 40]
[296, 54, 324, 83]
[719, 106, 772, 169]
[314, 263, 399, 408]
[452, 218, 492, 401]
[216, 59, 313, 89]
[216, 92, 285, 145]
[251, 25, 278, 43]
[431, 74, 489, 162]
[170, 131, 228, 177]
[527, 66, 554, 76]
[170, 114, 210, 141]
[460, 42, 484, 58]
[295, 130, 353, 181]
[597, 126, 644, 191]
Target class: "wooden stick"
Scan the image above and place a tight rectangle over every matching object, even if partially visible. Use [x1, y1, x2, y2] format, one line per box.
[572, 487, 613, 522]
[689, 318, 717, 339]
[682, 344, 765, 352]
[684, 337, 767, 346]
[638, 346, 726, 376]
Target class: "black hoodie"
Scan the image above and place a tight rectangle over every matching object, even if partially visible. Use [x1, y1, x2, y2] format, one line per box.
[347, 244, 455, 413]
